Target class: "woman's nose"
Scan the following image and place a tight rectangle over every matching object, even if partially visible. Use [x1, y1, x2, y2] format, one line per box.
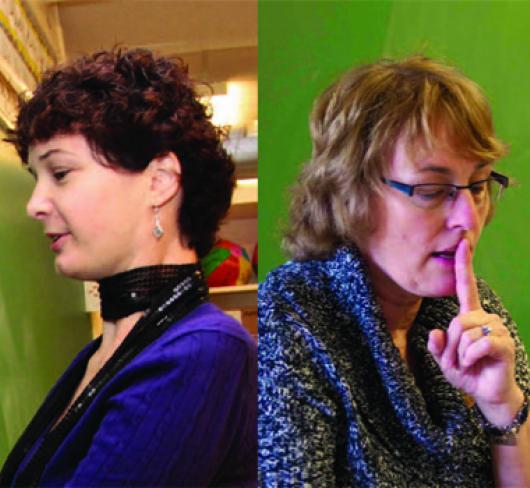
[26, 183, 53, 221]
[446, 189, 481, 231]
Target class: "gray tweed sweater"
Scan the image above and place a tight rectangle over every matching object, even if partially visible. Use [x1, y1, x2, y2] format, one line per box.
[258, 246, 530, 487]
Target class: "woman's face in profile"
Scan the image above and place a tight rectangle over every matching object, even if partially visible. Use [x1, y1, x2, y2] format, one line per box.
[26, 134, 151, 281]
[362, 135, 492, 300]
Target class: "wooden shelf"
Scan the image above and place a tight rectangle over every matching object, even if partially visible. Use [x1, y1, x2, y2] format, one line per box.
[228, 202, 256, 219]
[228, 179, 257, 220]
[209, 283, 257, 309]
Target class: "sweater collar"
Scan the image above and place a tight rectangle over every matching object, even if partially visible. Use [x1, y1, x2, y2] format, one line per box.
[323, 245, 479, 456]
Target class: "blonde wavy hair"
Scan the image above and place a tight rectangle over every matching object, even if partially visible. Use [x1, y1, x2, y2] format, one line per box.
[283, 55, 508, 260]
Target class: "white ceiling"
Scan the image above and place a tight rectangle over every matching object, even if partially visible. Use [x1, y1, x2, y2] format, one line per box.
[55, 0, 257, 83]
[4, 0, 258, 166]
[0, 1, 257, 168]
[51, 0, 258, 174]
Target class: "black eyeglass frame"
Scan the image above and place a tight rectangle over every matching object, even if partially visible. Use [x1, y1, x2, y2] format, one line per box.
[381, 171, 509, 202]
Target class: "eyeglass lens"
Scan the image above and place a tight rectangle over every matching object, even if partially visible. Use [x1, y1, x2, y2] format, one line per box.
[412, 179, 503, 208]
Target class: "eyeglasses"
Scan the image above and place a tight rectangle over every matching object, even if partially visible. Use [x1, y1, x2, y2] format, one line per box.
[381, 171, 509, 209]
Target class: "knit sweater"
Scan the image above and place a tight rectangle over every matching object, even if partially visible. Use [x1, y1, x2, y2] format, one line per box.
[258, 246, 529, 487]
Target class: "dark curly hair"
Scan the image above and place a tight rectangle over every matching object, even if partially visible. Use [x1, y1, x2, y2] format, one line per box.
[8, 48, 235, 257]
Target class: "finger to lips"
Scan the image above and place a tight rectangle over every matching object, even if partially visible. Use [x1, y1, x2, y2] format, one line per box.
[455, 238, 481, 314]
[442, 238, 482, 369]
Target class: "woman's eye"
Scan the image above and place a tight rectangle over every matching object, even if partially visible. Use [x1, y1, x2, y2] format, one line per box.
[470, 183, 486, 195]
[415, 188, 445, 200]
[53, 170, 70, 181]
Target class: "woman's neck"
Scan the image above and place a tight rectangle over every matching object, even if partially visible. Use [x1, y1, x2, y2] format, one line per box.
[378, 291, 421, 367]
[363, 256, 422, 364]
[92, 313, 144, 368]
[94, 242, 198, 367]
[362, 254, 422, 331]
[128, 234, 198, 269]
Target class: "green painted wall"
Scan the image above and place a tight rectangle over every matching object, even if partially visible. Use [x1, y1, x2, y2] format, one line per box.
[259, 1, 530, 350]
[259, 0, 393, 273]
[0, 160, 91, 459]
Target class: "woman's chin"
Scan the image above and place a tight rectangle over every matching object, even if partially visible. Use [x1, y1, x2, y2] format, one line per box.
[422, 278, 456, 298]
[54, 259, 100, 281]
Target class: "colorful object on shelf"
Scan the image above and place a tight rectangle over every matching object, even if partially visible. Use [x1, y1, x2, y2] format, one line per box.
[201, 239, 252, 287]
[252, 243, 258, 274]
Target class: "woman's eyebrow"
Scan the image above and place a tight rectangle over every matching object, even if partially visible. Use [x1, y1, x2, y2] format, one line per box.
[28, 149, 78, 177]
[38, 148, 75, 161]
[415, 161, 491, 174]
[416, 164, 452, 175]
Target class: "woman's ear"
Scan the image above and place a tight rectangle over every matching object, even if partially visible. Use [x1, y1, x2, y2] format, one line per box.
[148, 152, 182, 206]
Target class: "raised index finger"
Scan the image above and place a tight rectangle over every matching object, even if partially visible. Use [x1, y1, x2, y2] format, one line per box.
[455, 238, 481, 313]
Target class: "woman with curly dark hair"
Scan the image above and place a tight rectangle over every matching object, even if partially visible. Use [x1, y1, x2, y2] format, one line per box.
[0, 48, 257, 487]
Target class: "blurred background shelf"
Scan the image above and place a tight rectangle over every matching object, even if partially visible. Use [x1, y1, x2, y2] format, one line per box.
[210, 284, 258, 339]
[209, 283, 258, 309]
[228, 178, 257, 219]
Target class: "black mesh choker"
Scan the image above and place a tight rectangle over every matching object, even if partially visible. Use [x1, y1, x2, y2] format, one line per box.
[97, 263, 202, 321]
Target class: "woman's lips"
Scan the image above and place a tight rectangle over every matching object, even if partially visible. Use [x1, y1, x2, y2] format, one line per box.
[49, 233, 69, 252]
[431, 250, 456, 265]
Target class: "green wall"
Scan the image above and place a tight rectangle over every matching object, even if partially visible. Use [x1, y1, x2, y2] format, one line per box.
[0, 161, 91, 459]
[259, 1, 530, 350]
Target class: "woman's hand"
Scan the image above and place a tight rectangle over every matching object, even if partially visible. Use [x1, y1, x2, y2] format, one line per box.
[428, 238, 524, 426]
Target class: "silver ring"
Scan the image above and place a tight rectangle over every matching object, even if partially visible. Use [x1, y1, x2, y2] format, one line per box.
[481, 325, 492, 337]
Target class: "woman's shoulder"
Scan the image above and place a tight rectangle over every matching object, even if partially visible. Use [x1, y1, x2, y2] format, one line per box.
[260, 261, 330, 341]
[259, 251, 366, 364]
[259, 247, 368, 331]
[259, 257, 335, 316]
[109, 302, 257, 394]
[260, 245, 367, 298]
[155, 302, 256, 354]
[261, 257, 328, 291]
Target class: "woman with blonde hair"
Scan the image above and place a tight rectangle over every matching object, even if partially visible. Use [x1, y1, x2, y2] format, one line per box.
[259, 56, 529, 486]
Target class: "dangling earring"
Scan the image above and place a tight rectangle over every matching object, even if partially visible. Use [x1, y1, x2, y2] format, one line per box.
[153, 206, 164, 239]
